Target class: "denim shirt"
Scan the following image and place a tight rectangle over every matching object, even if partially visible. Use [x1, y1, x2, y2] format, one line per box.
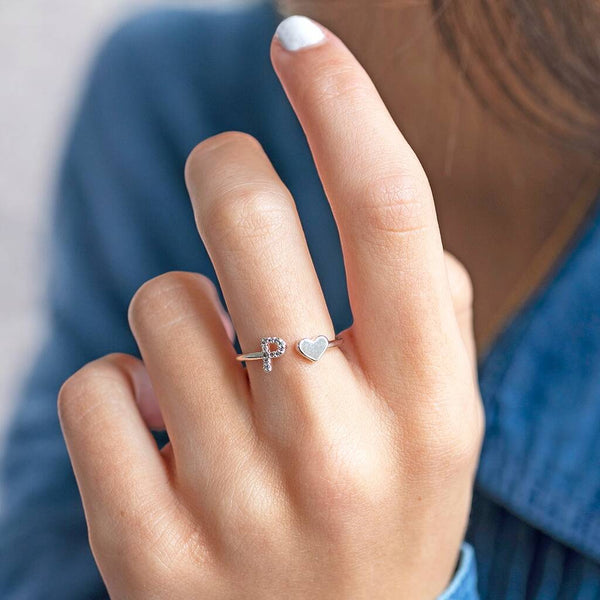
[0, 3, 598, 598]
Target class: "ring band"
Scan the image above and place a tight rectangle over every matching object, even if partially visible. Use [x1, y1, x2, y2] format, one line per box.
[236, 337, 287, 373]
[236, 335, 343, 373]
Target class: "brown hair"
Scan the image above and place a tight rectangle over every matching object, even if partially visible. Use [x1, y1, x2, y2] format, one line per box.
[276, 1, 600, 156]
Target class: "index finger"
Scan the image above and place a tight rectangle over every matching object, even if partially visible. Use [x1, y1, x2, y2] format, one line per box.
[271, 17, 459, 378]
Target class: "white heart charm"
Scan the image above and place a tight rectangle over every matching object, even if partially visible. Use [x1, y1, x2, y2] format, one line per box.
[297, 336, 329, 362]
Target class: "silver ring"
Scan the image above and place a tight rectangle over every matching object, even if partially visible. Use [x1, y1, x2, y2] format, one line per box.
[236, 335, 343, 373]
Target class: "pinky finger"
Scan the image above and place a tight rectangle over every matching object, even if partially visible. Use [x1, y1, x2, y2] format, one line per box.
[58, 354, 173, 537]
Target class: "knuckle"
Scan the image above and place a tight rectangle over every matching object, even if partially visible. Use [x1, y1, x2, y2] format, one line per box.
[87, 511, 123, 560]
[185, 131, 261, 183]
[90, 499, 210, 583]
[353, 173, 433, 240]
[436, 421, 481, 472]
[202, 183, 291, 250]
[407, 400, 483, 478]
[88, 527, 156, 593]
[469, 398, 486, 451]
[134, 505, 205, 571]
[128, 271, 209, 332]
[445, 253, 474, 313]
[57, 374, 86, 423]
[58, 357, 131, 425]
[299, 428, 397, 527]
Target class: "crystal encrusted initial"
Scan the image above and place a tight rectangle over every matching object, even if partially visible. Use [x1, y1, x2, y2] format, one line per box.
[261, 337, 287, 373]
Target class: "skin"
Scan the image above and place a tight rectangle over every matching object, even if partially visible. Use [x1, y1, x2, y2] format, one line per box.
[58, 5, 596, 599]
[285, 2, 599, 349]
[59, 21, 482, 599]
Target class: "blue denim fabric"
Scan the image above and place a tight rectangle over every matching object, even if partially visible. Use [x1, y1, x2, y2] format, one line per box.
[439, 545, 479, 600]
[0, 3, 598, 598]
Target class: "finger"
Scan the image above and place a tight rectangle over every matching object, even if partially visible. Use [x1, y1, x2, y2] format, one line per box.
[58, 354, 173, 530]
[445, 252, 476, 367]
[128, 272, 253, 471]
[132, 360, 165, 431]
[185, 132, 346, 394]
[271, 17, 459, 378]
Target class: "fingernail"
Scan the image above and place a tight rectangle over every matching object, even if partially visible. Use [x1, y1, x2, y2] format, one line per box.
[275, 15, 326, 52]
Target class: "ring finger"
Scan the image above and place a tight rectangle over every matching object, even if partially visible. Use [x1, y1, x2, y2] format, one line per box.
[128, 272, 252, 484]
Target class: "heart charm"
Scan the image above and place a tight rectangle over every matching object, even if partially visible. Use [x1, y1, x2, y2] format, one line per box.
[297, 336, 329, 363]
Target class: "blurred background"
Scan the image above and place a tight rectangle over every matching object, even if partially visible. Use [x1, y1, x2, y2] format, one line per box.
[0, 0, 251, 439]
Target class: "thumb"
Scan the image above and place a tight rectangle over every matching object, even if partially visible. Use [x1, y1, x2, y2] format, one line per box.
[445, 252, 476, 367]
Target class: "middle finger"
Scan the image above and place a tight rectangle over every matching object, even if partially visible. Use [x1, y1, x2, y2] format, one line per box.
[185, 132, 346, 402]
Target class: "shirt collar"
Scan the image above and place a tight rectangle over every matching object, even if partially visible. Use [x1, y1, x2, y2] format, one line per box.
[477, 197, 600, 561]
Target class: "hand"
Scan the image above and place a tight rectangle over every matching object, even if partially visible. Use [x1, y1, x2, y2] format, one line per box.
[59, 17, 483, 599]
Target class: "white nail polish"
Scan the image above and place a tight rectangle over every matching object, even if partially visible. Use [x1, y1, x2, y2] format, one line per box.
[276, 15, 326, 52]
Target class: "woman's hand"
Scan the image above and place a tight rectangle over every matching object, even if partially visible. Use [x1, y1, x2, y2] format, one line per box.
[59, 17, 483, 599]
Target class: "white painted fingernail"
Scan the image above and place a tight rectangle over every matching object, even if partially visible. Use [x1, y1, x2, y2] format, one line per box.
[275, 15, 326, 52]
